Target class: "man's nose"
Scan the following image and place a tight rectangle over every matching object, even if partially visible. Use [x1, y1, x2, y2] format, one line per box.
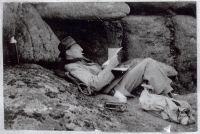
[80, 47, 83, 51]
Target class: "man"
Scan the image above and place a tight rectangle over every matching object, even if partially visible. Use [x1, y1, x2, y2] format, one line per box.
[58, 36, 174, 103]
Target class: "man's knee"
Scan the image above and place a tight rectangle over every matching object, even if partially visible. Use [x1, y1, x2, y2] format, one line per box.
[143, 57, 155, 63]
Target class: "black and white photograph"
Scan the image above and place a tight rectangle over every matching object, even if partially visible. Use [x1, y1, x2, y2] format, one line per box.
[2, 1, 198, 133]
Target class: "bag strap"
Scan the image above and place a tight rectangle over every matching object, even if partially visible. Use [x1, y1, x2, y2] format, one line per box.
[65, 72, 95, 96]
[54, 69, 95, 96]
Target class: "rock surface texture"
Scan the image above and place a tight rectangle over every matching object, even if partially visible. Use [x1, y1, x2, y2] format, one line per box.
[34, 2, 130, 20]
[3, 3, 60, 64]
[4, 64, 197, 131]
[173, 15, 197, 92]
[121, 16, 173, 66]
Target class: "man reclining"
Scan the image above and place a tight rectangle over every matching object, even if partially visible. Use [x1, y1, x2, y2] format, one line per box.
[57, 36, 174, 103]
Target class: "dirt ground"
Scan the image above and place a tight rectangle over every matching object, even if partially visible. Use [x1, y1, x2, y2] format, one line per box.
[3, 64, 197, 132]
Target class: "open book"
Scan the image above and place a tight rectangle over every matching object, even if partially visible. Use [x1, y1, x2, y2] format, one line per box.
[112, 67, 129, 72]
[102, 47, 129, 72]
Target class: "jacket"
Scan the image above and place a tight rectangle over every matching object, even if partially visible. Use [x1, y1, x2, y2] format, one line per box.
[64, 58, 119, 93]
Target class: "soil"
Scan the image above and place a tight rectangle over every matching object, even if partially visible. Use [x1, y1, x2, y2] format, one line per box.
[3, 64, 197, 132]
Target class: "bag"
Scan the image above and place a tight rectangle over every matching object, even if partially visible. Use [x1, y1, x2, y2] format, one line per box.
[54, 69, 95, 96]
[139, 89, 195, 125]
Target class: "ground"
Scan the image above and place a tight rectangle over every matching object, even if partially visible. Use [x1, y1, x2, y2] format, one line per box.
[3, 64, 197, 132]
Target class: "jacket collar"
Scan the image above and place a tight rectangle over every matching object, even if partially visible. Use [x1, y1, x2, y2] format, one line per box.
[66, 57, 93, 64]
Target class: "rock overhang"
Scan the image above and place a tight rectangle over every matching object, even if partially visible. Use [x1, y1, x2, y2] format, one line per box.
[33, 2, 130, 21]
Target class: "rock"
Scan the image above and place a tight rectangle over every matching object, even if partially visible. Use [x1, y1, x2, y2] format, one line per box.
[121, 16, 173, 66]
[33, 2, 130, 20]
[127, 2, 196, 16]
[23, 99, 48, 115]
[3, 3, 60, 64]
[49, 109, 65, 119]
[45, 20, 123, 64]
[45, 91, 58, 98]
[12, 116, 42, 130]
[172, 15, 196, 91]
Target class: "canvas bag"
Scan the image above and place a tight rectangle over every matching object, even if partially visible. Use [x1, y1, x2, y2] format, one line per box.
[139, 89, 195, 125]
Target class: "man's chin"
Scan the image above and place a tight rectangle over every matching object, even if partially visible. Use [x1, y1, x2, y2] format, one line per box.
[80, 55, 85, 58]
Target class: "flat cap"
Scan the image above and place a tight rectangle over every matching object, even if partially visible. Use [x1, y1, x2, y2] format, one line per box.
[58, 36, 76, 52]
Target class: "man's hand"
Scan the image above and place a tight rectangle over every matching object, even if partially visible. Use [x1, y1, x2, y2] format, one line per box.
[117, 49, 123, 63]
[102, 60, 110, 68]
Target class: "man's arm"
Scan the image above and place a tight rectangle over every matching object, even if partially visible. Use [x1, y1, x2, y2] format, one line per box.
[89, 55, 120, 91]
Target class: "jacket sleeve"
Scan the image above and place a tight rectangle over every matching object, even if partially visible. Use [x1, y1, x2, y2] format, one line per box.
[88, 56, 120, 91]
[88, 62, 116, 91]
[65, 57, 119, 92]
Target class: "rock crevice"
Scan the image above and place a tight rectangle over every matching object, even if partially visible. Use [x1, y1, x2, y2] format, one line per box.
[164, 15, 180, 69]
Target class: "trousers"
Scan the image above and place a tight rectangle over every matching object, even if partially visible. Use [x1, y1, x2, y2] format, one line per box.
[115, 58, 173, 96]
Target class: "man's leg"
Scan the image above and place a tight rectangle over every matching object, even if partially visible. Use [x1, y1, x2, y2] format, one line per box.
[115, 58, 173, 95]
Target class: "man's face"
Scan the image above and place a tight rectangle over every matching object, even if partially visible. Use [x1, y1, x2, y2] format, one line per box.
[65, 44, 84, 59]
